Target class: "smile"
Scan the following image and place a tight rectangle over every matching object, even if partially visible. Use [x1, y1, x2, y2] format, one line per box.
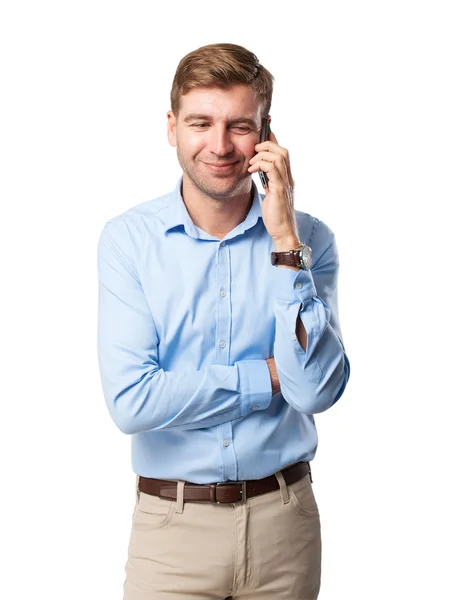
[203, 162, 238, 172]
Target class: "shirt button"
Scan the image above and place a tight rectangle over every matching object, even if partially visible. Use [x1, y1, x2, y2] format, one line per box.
[220, 289, 226, 297]
[219, 341, 226, 349]
[220, 241, 226, 247]
[292, 334, 297, 341]
[252, 405, 259, 411]
[295, 282, 303, 290]
[223, 440, 229, 447]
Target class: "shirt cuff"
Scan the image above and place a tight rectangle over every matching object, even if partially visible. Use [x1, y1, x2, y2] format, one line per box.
[236, 359, 273, 416]
[273, 267, 317, 306]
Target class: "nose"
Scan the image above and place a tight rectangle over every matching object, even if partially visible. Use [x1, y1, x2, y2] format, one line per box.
[209, 125, 234, 157]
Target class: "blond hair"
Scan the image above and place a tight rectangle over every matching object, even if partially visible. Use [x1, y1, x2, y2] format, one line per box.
[170, 43, 274, 116]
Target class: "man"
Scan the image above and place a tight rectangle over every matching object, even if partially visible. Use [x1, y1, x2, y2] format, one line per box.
[97, 43, 350, 600]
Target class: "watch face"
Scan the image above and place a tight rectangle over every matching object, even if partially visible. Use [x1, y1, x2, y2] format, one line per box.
[301, 246, 312, 269]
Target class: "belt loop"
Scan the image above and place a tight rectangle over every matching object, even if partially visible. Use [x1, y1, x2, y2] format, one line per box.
[308, 461, 313, 483]
[175, 480, 185, 514]
[274, 470, 290, 505]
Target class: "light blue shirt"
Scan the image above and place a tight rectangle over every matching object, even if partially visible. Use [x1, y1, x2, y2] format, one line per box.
[97, 178, 350, 483]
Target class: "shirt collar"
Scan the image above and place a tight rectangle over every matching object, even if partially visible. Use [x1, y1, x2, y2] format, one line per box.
[163, 176, 263, 239]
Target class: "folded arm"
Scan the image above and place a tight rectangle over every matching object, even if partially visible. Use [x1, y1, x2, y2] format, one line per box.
[273, 228, 350, 414]
[97, 221, 273, 435]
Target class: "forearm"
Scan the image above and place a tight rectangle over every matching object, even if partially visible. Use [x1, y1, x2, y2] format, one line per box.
[272, 235, 307, 352]
[272, 236, 350, 414]
[274, 296, 350, 414]
[265, 357, 280, 394]
[99, 354, 272, 434]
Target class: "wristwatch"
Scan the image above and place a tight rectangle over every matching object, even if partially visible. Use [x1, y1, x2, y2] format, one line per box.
[271, 243, 313, 270]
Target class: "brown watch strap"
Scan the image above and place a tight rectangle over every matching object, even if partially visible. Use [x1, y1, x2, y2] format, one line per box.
[271, 248, 301, 268]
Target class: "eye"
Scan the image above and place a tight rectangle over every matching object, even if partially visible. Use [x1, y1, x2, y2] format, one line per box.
[231, 126, 252, 134]
[190, 123, 209, 129]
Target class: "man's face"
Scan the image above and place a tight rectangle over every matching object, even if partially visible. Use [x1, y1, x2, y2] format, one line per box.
[167, 84, 263, 201]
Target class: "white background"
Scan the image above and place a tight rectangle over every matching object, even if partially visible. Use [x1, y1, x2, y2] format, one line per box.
[1, 1, 448, 599]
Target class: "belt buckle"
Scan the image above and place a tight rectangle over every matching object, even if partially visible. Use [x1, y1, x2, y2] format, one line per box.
[216, 481, 247, 504]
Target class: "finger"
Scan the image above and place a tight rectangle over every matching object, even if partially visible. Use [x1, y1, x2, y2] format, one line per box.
[248, 158, 280, 174]
[249, 151, 283, 164]
[255, 140, 286, 153]
[248, 159, 285, 188]
[249, 152, 290, 186]
[254, 141, 293, 184]
[255, 133, 285, 153]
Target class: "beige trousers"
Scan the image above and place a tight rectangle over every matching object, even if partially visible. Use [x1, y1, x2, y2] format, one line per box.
[123, 470, 321, 599]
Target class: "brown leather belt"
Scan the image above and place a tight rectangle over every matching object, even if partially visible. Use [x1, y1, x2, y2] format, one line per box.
[138, 461, 311, 504]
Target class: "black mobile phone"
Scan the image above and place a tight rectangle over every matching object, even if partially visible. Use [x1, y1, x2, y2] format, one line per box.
[258, 117, 271, 188]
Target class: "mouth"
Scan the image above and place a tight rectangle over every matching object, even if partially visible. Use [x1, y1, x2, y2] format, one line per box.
[202, 161, 239, 173]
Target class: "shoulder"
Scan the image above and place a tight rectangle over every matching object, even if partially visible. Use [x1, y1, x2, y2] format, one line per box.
[98, 191, 172, 245]
[121, 192, 172, 220]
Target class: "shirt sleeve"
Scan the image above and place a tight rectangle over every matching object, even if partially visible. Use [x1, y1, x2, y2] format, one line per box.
[273, 223, 350, 414]
[97, 221, 272, 435]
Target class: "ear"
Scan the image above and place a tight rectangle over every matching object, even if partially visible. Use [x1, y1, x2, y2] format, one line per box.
[167, 110, 177, 147]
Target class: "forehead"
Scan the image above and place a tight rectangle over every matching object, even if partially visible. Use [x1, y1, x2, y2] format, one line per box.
[178, 85, 262, 120]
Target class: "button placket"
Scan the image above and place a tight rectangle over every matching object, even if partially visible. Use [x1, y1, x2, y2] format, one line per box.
[216, 241, 231, 363]
[215, 240, 236, 481]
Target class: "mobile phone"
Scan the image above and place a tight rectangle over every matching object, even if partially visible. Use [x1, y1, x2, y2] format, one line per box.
[258, 117, 271, 188]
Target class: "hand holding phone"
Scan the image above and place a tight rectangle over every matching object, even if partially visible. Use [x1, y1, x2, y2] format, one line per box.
[258, 117, 271, 188]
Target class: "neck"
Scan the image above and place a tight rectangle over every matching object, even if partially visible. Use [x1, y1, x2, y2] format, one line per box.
[181, 177, 253, 239]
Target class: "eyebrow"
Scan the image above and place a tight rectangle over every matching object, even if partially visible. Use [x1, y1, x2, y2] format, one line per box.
[183, 114, 258, 128]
